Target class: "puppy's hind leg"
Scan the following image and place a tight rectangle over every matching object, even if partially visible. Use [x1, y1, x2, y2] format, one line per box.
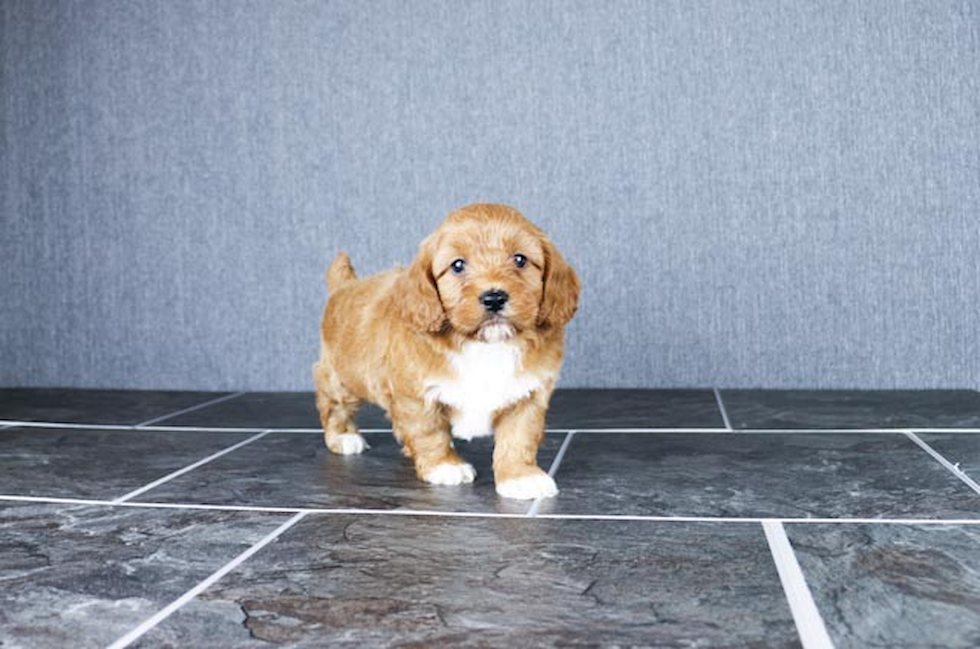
[313, 359, 369, 455]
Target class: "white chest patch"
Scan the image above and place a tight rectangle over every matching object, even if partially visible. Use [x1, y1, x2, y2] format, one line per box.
[426, 342, 541, 440]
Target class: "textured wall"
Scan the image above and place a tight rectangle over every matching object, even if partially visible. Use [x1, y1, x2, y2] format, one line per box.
[1, 0, 978, 390]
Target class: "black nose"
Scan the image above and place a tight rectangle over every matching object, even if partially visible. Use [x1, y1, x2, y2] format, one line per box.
[480, 289, 509, 313]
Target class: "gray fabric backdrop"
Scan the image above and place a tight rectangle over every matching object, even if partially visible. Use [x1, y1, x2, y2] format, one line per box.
[2, 0, 978, 390]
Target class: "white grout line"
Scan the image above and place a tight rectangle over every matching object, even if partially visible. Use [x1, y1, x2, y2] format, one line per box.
[527, 431, 577, 518]
[763, 521, 836, 649]
[0, 494, 527, 518]
[137, 425, 269, 433]
[538, 427, 729, 434]
[121, 503, 525, 519]
[0, 421, 138, 430]
[105, 511, 308, 649]
[217, 427, 736, 434]
[3, 493, 980, 525]
[9, 419, 980, 435]
[269, 427, 393, 434]
[133, 391, 246, 428]
[538, 513, 980, 525]
[266, 427, 979, 435]
[905, 431, 980, 496]
[0, 494, 308, 513]
[110, 430, 273, 504]
[713, 388, 734, 431]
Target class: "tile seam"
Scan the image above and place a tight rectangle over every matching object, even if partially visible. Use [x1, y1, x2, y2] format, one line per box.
[138, 425, 269, 433]
[6, 419, 980, 434]
[713, 388, 734, 430]
[762, 520, 835, 649]
[527, 430, 577, 517]
[0, 421, 138, 430]
[905, 431, 980, 496]
[104, 511, 308, 649]
[110, 430, 273, 504]
[4, 494, 980, 525]
[133, 391, 247, 428]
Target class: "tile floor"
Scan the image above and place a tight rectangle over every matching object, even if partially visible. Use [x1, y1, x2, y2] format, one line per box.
[2, 388, 980, 647]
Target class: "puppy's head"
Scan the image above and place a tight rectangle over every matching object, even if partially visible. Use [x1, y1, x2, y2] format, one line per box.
[395, 204, 579, 342]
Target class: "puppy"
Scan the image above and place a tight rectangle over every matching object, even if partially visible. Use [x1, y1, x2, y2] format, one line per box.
[313, 203, 579, 499]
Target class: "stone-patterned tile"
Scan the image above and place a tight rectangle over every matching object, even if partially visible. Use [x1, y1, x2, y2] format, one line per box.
[0, 503, 290, 649]
[162, 389, 726, 431]
[917, 433, 980, 481]
[138, 432, 566, 514]
[0, 388, 233, 426]
[546, 388, 725, 429]
[139, 516, 799, 648]
[158, 391, 389, 429]
[787, 524, 980, 648]
[0, 427, 253, 500]
[544, 433, 980, 519]
[721, 390, 980, 430]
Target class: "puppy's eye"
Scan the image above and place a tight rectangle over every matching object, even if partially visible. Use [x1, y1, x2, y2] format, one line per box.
[451, 259, 466, 274]
[513, 254, 528, 269]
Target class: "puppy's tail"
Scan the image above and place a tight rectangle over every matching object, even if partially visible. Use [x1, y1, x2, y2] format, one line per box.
[326, 252, 357, 293]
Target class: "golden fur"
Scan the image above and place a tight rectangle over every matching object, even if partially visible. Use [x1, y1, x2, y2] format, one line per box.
[313, 203, 580, 499]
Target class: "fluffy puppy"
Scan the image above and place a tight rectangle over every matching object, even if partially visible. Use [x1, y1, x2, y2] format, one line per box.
[313, 203, 579, 499]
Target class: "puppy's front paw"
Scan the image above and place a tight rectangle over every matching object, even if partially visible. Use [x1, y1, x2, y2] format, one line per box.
[496, 471, 558, 500]
[326, 433, 370, 456]
[424, 462, 477, 486]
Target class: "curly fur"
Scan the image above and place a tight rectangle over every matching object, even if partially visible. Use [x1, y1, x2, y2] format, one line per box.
[313, 203, 580, 499]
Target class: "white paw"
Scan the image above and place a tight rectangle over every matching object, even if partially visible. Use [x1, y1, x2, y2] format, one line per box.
[424, 462, 477, 486]
[334, 434, 370, 455]
[495, 473, 558, 500]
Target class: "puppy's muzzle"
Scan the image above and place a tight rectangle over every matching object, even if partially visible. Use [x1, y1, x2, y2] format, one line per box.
[479, 289, 509, 313]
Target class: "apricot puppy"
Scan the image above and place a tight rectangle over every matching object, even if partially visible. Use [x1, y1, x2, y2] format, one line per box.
[313, 203, 580, 499]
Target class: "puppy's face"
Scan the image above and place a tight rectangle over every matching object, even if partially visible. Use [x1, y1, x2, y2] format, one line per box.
[396, 204, 579, 342]
[431, 215, 545, 342]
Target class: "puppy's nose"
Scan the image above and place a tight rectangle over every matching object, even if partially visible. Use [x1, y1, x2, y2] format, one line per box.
[480, 289, 509, 313]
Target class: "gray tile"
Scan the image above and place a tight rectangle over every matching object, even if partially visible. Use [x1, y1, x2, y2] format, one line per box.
[159, 391, 389, 429]
[137, 432, 565, 514]
[0, 388, 232, 426]
[0, 502, 290, 649]
[546, 388, 726, 429]
[545, 433, 980, 519]
[787, 524, 980, 648]
[162, 389, 726, 431]
[0, 427, 254, 500]
[139, 516, 800, 648]
[721, 390, 980, 429]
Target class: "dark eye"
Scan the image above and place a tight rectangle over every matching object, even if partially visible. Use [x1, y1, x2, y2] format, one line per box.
[451, 258, 466, 274]
[513, 253, 527, 269]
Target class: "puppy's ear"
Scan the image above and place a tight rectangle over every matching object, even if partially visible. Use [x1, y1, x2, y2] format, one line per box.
[537, 237, 580, 328]
[394, 234, 447, 333]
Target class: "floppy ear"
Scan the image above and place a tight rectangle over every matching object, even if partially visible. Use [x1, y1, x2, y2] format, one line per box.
[394, 234, 447, 333]
[537, 237, 580, 328]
